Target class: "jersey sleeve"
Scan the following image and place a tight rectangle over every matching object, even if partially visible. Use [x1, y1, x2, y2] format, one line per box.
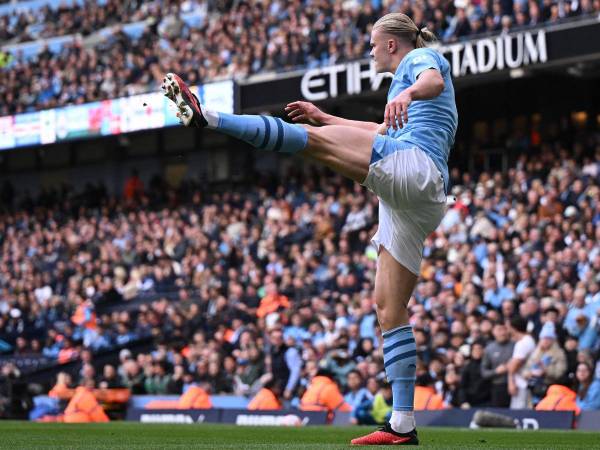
[407, 49, 442, 84]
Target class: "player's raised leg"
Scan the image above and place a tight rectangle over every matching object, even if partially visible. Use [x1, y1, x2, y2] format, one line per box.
[162, 73, 372, 183]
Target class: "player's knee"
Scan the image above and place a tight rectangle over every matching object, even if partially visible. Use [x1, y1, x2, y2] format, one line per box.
[375, 302, 392, 330]
[375, 297, 408, 331]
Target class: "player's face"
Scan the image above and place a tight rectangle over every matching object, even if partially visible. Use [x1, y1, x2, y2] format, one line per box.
[369, 29, 391, 73]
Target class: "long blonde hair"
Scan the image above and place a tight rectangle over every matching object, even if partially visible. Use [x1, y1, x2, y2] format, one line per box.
[373, 13, 436, 48]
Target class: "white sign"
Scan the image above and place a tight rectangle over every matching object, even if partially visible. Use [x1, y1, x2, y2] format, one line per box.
[298, 29, 548, 102]
[301, 61, 391, 101]
[439, 30, 548, 77]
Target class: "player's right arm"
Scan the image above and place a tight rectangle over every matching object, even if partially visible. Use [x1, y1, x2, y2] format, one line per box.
[285, 101, 383, 133]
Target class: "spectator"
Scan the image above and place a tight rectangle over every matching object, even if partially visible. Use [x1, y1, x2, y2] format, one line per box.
[121, 361, 145, 394]
[167, 365, 186, 395]
[98, 364, 123, 389]
[268, 328, 301, 401]
[575, 362, 600, 411]
[481, 323, 515, 407]
[123, 169, 144, 205]
[458, 341, 490, 407]
[322, 349, 357, 388]
[483, 276, 514, 309]
[144, 361, 171, 395]
[344, 369, 373, 412]
[354, 380, 393, 425]
[256, 283, 290, 319]
[540, 306, 567, 345]
[523, 322, 567, 398]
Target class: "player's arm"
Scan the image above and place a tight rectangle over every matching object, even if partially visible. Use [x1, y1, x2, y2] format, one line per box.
[407, 69, 445, 100]
[285, 101, 382, 133]
[507, 356, 525, 395]
[385, 69, 444, 130]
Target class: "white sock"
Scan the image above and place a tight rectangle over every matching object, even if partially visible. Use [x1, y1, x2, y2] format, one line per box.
[389, 410, 415, 434]
[201, 105, 219, 129]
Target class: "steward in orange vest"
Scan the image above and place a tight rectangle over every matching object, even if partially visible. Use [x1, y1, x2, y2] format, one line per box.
[248, 387, 283, 410]
[414, 386, 444, 410]
[63, 387, 109, 422]
[177, 385, 213, 409]
[300, 370, 352, 414]
[535, 384, 579, 414]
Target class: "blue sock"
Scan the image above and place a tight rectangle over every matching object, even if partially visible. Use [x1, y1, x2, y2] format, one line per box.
[383, 325, 417, 411]
[216, 113, 308, 154]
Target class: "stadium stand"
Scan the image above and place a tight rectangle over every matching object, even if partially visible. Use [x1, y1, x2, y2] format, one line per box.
[1, 0, 600, 114]
[1, 124, 599, 420]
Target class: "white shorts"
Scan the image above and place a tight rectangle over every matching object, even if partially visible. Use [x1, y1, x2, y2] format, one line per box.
[362, 138, 447, 275]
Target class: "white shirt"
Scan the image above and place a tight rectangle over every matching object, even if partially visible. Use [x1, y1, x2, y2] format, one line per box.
[512, 334, 536, 389]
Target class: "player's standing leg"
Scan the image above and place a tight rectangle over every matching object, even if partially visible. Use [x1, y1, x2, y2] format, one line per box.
[350, 248, 419, 445]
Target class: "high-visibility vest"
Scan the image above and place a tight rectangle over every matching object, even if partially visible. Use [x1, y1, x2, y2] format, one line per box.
[536, 384, 579, 414]
[178, 386, 212, 409]
[256, 294, 290, 318]
[64, 387, 109, 422]
[71, 304, 97, 330]
[248, 388, 282, 411]
[299, 376, 352, 412]
[414, 386, 444, 410]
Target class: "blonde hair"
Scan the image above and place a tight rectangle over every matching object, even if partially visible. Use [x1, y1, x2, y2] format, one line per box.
[373, 13, 436, 48]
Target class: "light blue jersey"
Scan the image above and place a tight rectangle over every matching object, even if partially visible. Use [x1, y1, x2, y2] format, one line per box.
[386, 47, 458, 191]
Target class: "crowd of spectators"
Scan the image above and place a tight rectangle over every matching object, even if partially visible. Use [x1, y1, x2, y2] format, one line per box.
[1, 123, 600, 415]
[2, 0, 600, 115]
[0, 0, 165, 43]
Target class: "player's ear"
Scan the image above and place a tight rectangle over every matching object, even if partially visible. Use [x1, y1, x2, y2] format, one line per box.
[387, 38, 396, 54]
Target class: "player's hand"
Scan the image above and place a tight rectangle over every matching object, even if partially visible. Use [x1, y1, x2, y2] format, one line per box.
[385, 90, 412, 130]
[285, 101, 326, 125]
[377, 122, 387, 135]
[508, 382, 517, 396]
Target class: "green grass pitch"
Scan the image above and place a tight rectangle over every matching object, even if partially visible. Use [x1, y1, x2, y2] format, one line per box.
[0, 422, 598, 449]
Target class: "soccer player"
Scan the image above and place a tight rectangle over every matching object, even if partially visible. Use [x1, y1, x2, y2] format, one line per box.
[163, 12, 457, 446]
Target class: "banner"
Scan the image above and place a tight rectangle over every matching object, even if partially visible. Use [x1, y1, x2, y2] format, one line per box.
[331, 408, 574, 429]
[126, 408, 220, 424]
[415, 408, 574, 430]
[220, 409, 328, 426]
[0, 80, 234, 151]
[125, 408, 328, 426]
